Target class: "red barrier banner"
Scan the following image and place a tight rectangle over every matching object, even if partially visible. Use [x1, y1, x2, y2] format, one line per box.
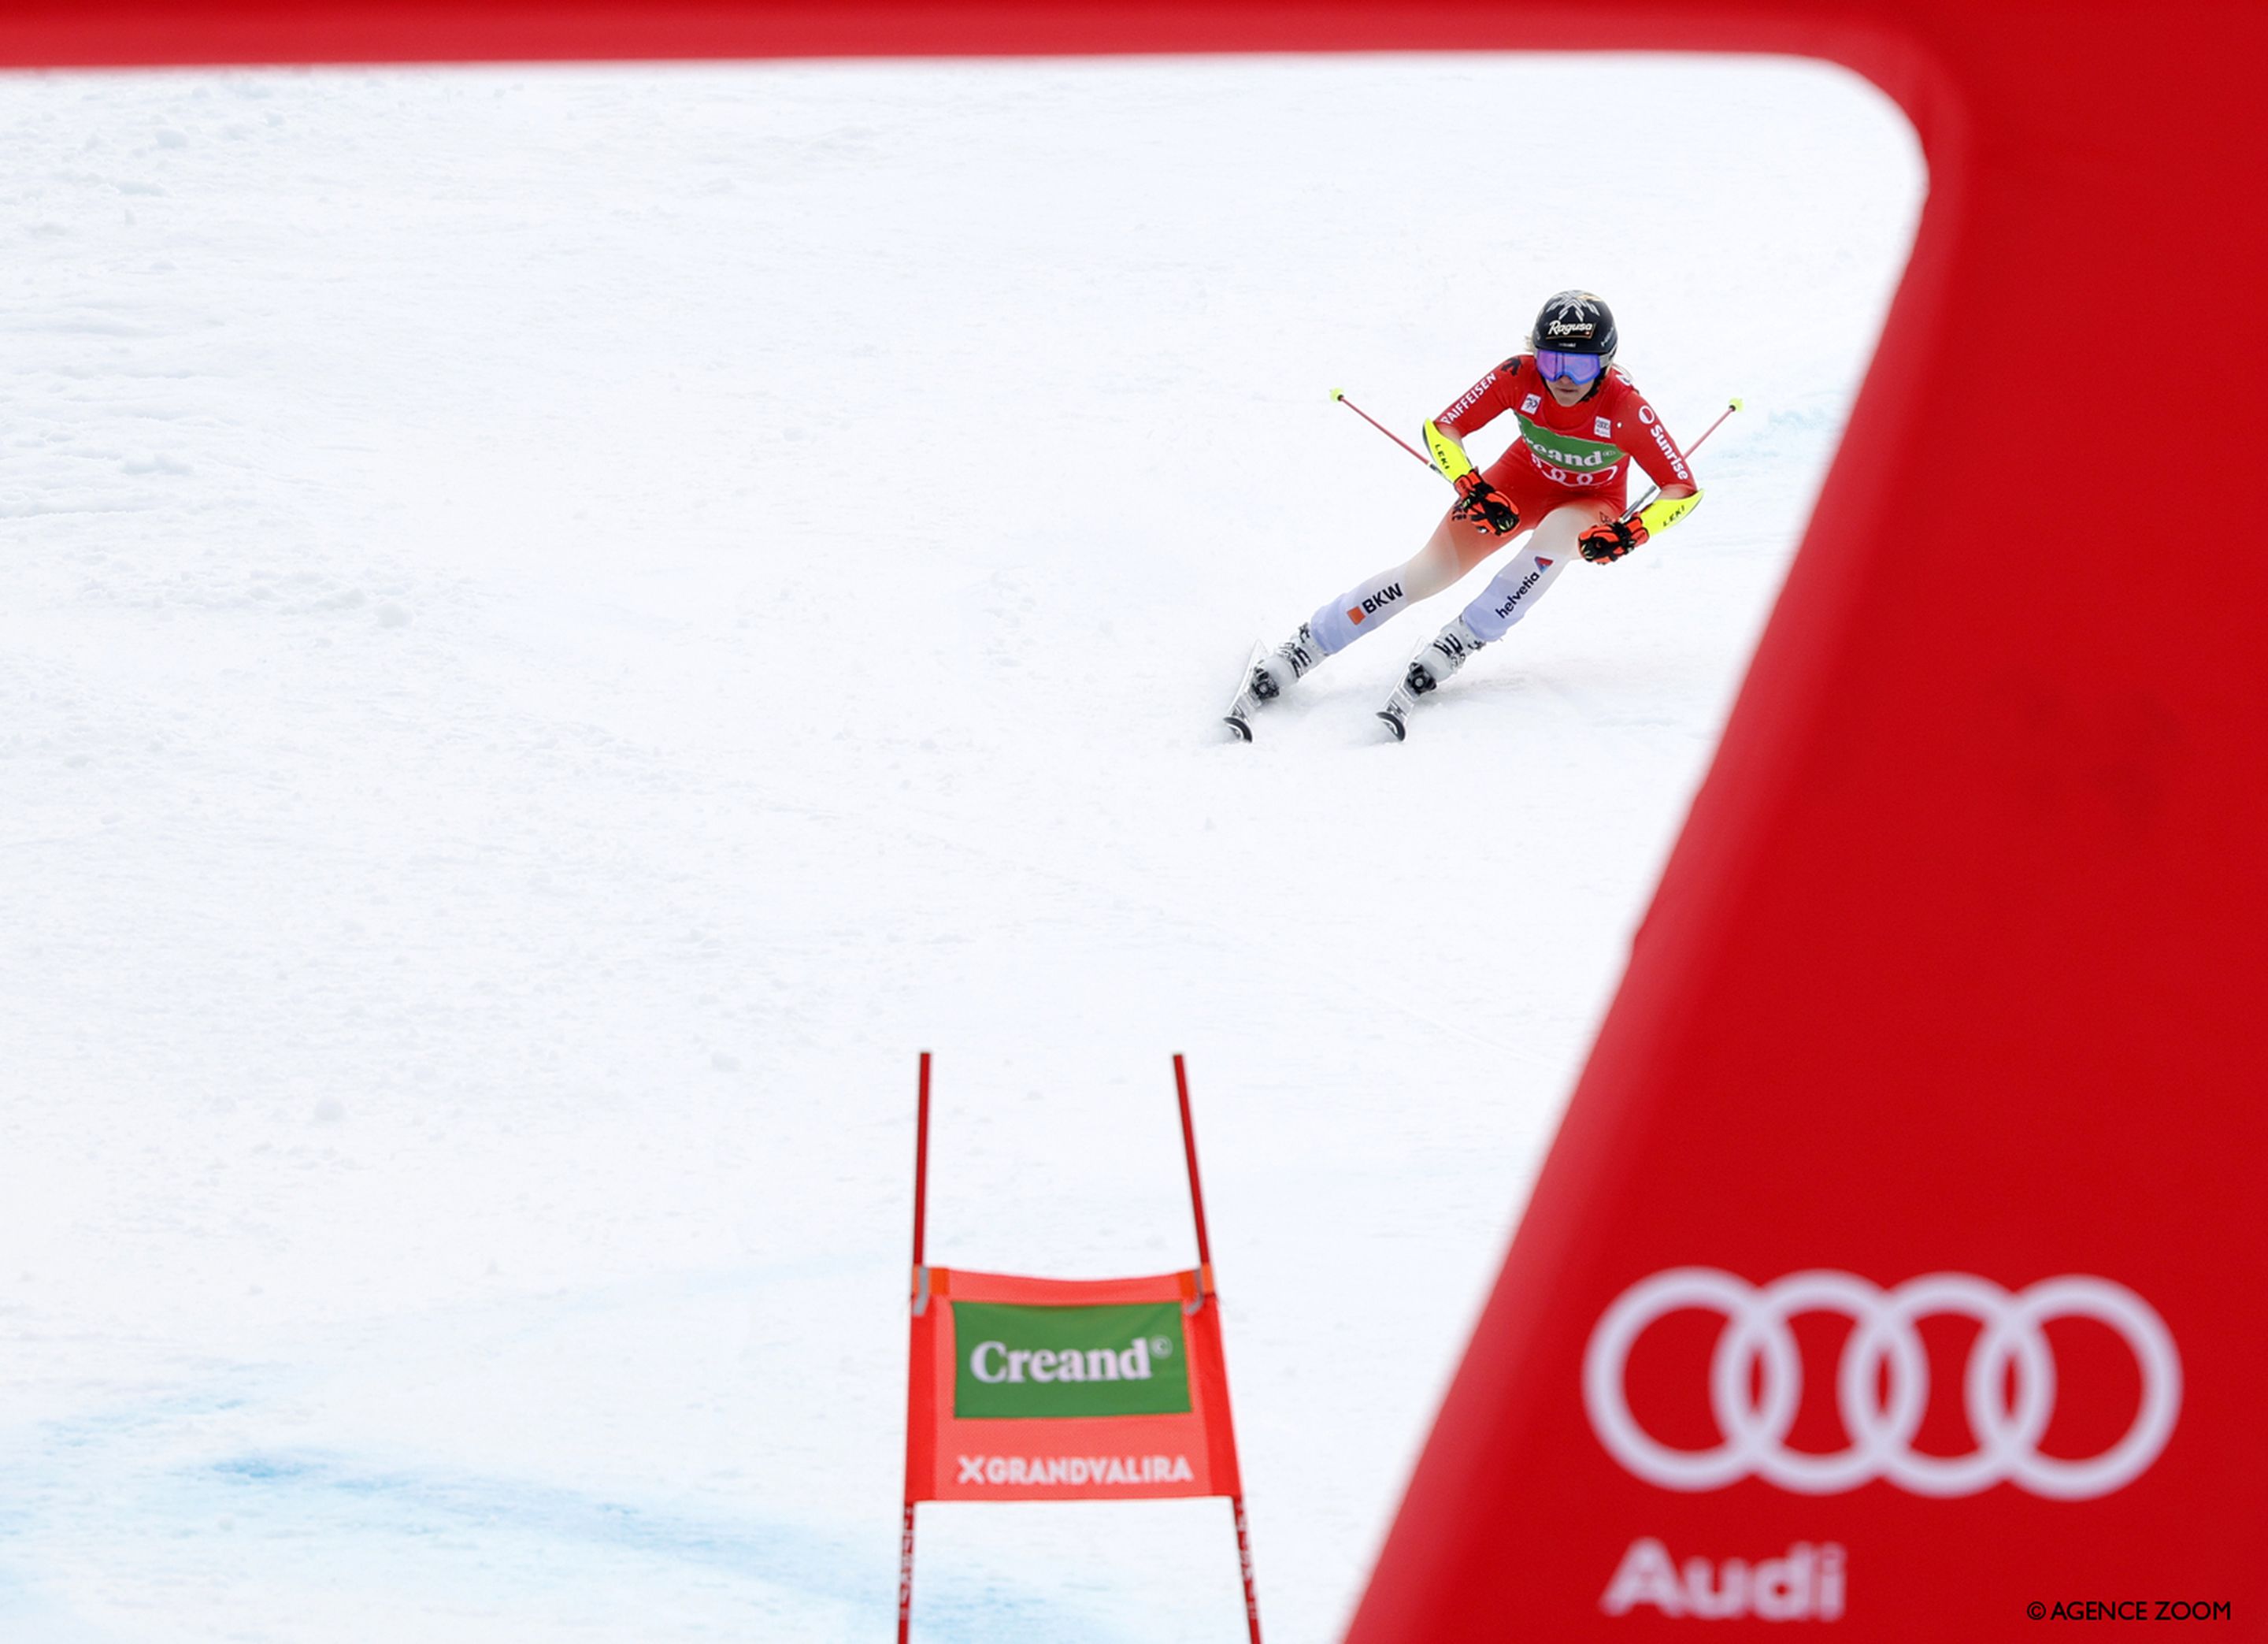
[905, 1266, 1243, 1503]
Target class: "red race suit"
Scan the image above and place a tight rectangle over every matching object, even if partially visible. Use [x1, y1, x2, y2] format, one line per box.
[1436, 355, 1693, 522]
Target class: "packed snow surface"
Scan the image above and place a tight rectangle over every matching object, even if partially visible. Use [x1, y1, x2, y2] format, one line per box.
[1, 55, 1921, 1642]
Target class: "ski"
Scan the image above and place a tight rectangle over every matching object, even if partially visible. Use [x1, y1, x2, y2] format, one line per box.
[1223, 641, 1269, 741]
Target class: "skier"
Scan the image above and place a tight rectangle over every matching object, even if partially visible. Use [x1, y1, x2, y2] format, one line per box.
[1232, 291, 1703, 737]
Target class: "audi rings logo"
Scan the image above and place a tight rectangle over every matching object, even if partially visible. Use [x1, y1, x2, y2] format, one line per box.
[1582, 1269, 2181, 1500]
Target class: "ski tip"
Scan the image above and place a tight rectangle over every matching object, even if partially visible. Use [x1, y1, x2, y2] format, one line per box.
[1729, 395, 1745, 413]
[1223, 713, 1253, 743]
[1375, 707, 1406, 743]
[1329, 386, 1344, 402]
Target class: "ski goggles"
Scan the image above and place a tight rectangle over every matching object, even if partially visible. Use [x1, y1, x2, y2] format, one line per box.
[1534, 347, 1609, 386]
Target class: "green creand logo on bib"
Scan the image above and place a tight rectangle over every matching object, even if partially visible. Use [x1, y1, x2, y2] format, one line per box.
[953, 1301, 1192, 1419]
[1515, 410, 1624, 473]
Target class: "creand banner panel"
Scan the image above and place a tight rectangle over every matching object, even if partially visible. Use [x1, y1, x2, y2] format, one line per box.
[905, 1268, 1242, 1504]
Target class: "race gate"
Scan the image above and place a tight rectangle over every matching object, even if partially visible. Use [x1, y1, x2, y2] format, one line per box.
[896, 1052, 1262, 1642]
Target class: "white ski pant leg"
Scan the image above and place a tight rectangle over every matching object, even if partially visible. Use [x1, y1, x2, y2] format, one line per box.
[1455, 503, 1599, 644]
[1306, 531, 1467, 655]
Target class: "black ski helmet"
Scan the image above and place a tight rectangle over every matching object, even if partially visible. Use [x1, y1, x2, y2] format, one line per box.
[1532, 290, 1618, 357]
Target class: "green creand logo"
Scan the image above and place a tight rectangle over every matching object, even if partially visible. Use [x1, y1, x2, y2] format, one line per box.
[952, 1301, 1191, 1419]
[1514, 410, 1624, 473]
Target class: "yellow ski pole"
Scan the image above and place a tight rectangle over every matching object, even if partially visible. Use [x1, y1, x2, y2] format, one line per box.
[1621, 396, 1743, 521]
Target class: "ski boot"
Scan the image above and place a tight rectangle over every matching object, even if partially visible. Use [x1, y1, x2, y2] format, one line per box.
[1378, 618, 1485, 740]
[1225, 622, 1326, 740]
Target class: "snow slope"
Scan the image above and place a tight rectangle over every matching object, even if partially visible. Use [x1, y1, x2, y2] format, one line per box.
[0, 56, 1921, 1642]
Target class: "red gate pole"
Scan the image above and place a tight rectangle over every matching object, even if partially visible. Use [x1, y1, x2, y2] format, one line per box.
[899, 1050, 932, 1644]
[913, 1050, 932, 1274]
[1233, 1494, 1263, 1644]
[1173, 1054, 1263, 1644]
[1173, 1053, 1212, 1271]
